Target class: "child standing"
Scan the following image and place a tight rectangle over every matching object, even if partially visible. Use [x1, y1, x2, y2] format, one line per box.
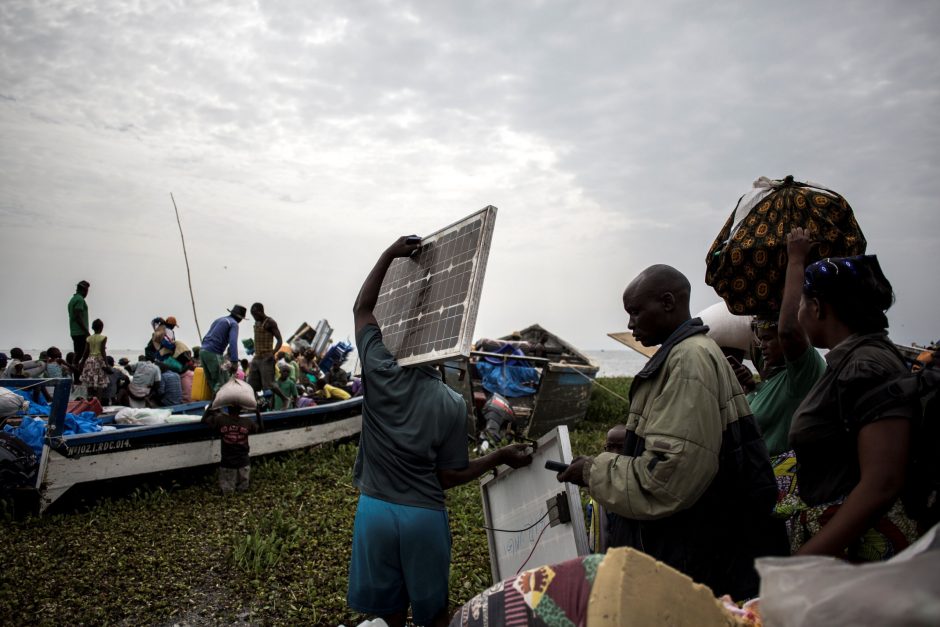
[273, 364, 298, 410]
[201, 403, 264, 495]
[80, 319, 110, 402]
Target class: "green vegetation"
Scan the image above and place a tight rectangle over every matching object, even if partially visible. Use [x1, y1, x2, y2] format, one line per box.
[0, 379, 628, 626]
[583, 376, 632, 425]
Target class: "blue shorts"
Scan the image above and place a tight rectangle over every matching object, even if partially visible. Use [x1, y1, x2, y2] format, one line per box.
[347, 493, 451, 624]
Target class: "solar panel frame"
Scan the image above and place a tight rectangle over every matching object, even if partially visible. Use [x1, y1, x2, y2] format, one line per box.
[373, 206, 497, 367]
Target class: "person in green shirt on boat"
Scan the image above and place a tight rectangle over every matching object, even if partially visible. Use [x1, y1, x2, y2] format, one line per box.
[273, 364, 298, 410]
[745, 259, 826, 457]
[67, 280, 91, 382]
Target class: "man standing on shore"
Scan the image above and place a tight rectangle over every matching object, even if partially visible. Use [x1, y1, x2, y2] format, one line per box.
[200, 305, 246, 395]
[557, 264, 780, 599]
[248, 303, 288, 407]
[348, 235, 532, 627]
[67, 280, 91, 382]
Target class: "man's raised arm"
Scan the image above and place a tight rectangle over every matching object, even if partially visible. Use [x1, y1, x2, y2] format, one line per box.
[353, 235, 421, 333]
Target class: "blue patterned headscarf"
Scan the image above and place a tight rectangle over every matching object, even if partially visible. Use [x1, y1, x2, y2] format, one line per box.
[803, 257, 863, 297]
[802, 254, 894, 331]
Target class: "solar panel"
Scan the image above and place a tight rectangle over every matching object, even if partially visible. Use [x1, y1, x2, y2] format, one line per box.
[373, 206, 497, 366]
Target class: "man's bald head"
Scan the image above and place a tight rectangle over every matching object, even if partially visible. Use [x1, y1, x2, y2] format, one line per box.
[624, 265, 691, 307]
[622, 264, 693, 346]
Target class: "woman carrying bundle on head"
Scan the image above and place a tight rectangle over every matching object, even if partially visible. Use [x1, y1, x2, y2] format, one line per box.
[780, 227, 922, 560]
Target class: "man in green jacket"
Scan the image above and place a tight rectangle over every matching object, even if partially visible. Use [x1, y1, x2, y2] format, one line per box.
[558, 265, 780, 599]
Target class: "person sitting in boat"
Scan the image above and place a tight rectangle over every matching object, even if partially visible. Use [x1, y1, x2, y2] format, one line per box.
[104, 356, 130, 406]
[201, 402, 264, 495]
[272, 364, 298, 410]
[313, 376, 351, 401]
[43, 347, 70, 380]
[157, 361, 183, 407]
[180, 364, 195, 403]
[146, 317, 167, 362]
[297, 348, 321, 384]
[2, 348, 25, 378]
[327, 362, 350, 388]
[127, 355, 161, 408]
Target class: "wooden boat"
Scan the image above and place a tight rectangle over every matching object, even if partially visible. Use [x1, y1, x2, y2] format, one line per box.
[446, 324, 599, 439]
[2, 378, 362, 513]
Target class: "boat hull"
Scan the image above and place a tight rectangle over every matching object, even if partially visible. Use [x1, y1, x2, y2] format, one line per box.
[31, 395, 363, 512]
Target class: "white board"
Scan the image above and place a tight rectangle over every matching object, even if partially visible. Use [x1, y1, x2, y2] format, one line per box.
[479, 426, 588, 582]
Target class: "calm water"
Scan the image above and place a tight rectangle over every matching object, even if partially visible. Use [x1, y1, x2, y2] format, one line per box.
[583, 349, 647, 377]
[11, 348, 648, 378]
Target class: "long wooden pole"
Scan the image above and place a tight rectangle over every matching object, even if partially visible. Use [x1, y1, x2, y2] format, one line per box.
[170, 193, 202, 339]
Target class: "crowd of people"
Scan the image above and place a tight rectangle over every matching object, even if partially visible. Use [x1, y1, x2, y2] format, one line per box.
[346, 223, 937, 627]
[0, 283, 356, 412]
[4, 201, 938, 625]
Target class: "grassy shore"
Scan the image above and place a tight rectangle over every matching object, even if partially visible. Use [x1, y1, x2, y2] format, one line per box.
[0, 378, 631, 626]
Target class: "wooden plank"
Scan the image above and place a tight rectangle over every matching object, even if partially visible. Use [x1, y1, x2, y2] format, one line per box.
[607, 331, 658, 358]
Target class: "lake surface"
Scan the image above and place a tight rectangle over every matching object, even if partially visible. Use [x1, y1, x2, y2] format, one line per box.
[12, 348, 650, 378]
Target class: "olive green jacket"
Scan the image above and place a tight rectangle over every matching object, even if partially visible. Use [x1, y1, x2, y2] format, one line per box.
[585, 334, 752, 520]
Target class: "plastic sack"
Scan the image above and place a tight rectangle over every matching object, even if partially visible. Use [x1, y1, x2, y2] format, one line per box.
[2, 415, 47, 458]
[64, 411, 103, 435]
[211, 378, 257, 410]
[756, 523, 940, 626]
[697, 302, 755, 352]
[0, 387, 30, 417]
[114, 408, 173, 425]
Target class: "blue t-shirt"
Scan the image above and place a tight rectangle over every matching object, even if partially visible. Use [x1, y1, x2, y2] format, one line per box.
[353, 324, 469, 510]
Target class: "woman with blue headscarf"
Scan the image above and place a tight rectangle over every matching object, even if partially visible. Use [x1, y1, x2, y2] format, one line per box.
[778, 227, 921, 561]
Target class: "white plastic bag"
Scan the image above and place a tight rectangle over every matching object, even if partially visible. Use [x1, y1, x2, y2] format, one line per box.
[211, 378, 257, 410]
[697, 302, 755, 352]
[0, 387, 29, 417]
[756, 523, 940, 626]
[114, 408, 173, 425]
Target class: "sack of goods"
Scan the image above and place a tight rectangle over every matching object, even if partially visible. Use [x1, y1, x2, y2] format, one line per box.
[697, 302, 754, 352]
[211, 378, 257, 410]
[0, 388, 30, 418]
[705, 175, 867, 316]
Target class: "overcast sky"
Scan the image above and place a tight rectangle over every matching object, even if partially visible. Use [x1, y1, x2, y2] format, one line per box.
[1, 1, 938, 356]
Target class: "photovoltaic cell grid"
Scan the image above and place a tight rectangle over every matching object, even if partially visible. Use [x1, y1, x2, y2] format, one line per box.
[374, 206, 497, 366]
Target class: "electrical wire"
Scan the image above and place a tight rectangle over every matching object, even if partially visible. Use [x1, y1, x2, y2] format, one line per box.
[515, 521, 552, 574]
[570, 367, 630, 403]
[481, 503, 557, 533]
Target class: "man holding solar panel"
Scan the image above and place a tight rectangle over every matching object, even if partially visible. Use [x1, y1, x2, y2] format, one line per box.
[348, 235, 532, 627]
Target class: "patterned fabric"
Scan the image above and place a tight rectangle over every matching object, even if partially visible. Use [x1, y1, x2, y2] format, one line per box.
[706, 177, 866, 315]
[80, 355, 109, 388]
[253, 318, 278, 357]
[772, 449, 919, 560]
[450, 554, 602, 627]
